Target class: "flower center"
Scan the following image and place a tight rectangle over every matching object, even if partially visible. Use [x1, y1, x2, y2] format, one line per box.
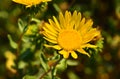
[58, 30, 81, 50]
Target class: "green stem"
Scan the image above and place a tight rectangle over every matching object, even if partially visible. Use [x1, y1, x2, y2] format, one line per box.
[39, 57, 62, 79]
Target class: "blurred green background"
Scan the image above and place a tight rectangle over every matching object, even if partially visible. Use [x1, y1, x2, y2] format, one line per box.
[0, 0, 120, 79]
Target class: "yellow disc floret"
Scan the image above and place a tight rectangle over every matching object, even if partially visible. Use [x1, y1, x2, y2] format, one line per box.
[58, 30, 81, 50]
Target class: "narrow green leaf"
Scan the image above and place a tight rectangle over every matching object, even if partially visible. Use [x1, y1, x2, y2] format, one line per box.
[7, 34, 18, 49]
[67, 71, 80, 79]
[53, 4, 61, 12]
[18, 19, 26, 32]
[23, 75, 37, 79]
[56, 59, 67, 72]
[31, 18, 40, 24]
[39, 51, 49, 72]
[67, 59, 79, 66]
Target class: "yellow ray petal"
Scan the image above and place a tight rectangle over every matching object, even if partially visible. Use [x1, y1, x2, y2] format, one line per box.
[65, 11, 70, 22]
[43, 31, 58, 37]
[43, 28, 58, 37]
[80, 19, 93, 34]
[59, 50, 69, 58]
[43, 32, 57, 41]
[72, 10, 77, 21]
[42, 0, 51, 2]
[44, 44, 62, 50]
[65, 11, 71, 20]
[70, 51, 78, 59]
[43, 37, 57, 44]
[81, 44, 97, 48]
[77, 48, 90, 57]
[48, 19, 60, 31]
[43, 23, 58, 36]
[12, 0, 51, 7]
[12, 0, 27, 5]
[83, 29, 100, 43]
[44, 23, 58, 34]
[69, 21, 75, 29]
[53, 16, 61, 30]
[74, 12, 81, 29]
[65, 11, 72, 29]
[59, 12, 65, 29]
[77, 18, 86, 30]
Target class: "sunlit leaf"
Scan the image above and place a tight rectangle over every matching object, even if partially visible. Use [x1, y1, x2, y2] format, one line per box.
[23, 75, 37, 79]
[56, 59, 67, 72]
[18, 19, 27, 32]
[67, 71, 80, 79]
[53, 3, 61, 12]
[67, 59, 79, 66]
[7, 34, 18, 49]
[39, 51, 49, 72]
[18, 61, 28, 69]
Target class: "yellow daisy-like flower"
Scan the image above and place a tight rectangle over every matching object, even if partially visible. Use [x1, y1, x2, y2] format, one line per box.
[43, 11, 101, 59]
[12, 0, 51, 7]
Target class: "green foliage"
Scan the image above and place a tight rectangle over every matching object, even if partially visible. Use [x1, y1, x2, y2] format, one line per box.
[67, 71, 80, 79]
[23, 75, 37, 79]
[18, 19, 27, 33]
[7, 34, 18, 49]
[39, 51, 49, 72]
[56, 59, 67, 72]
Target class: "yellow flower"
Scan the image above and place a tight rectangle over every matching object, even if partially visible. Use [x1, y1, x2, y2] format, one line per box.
[4, 51, 17, 73]
[25, 24, 38, 35]
[12, 0, 51, 7]
[43, 11, 101, 59]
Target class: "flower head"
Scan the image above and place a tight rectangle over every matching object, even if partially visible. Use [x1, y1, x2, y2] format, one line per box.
[43, 11, 101, 59]
[4, 51, 16, 73]
[12, 0, 51, 7]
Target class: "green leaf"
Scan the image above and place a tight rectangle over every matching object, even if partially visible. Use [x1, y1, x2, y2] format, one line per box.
[67, 59, 79, 66]
[56, 59, 67, 72]
[67, 71, 80, 79]
[53, 4, 61, 12]
[31, 18, 40, 24]
[39, 51, 49, 72]
[95, 38, 104, 52]
[18, 61, 28, 69]
[18, 19, 26, 32]
[23, 75, 37, 79]
[7, 34, 18, 49]
[19, 48, 34, 62]
[84, 67, 93, 75]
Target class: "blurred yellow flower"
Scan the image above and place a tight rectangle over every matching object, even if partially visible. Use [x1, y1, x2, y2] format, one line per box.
[12, 0, 51, 7]
[43, 11, 101, 59]
[25, 24, 38, 35]
[4, 51, 16, 73]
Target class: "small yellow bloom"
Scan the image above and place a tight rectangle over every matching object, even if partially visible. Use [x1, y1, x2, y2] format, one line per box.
[4, 51, 17, 73]
[25, 24, 38, 35]
[12, 0, 51, 7]
[43, 11, 101, 59]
